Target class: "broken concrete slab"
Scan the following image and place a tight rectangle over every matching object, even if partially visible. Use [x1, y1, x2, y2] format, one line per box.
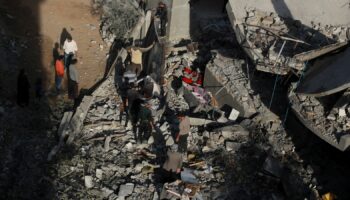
[225, 141, 242, 152]
[189, 117, 215, 126]
[118, 183, 134, 197]
[85, 176, 94, 189]
[227, 0, 350, 28]
[297, 48, 350, 97]
[227, 0, 350, 76]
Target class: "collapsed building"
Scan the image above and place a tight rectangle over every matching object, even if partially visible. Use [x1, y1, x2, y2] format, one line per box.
[48, 0, 350, 199]
[227, 0, 350, 150]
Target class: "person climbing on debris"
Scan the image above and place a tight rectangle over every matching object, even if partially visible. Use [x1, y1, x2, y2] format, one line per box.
[126, 40, 155, 77]
[63, 35, 78, 69]
[155, 2, 168, 36]
[119, 77, 131, 126]
[176, 113, 191, 153]
[17, 69, 30, 107]
[137, 103, 154, 143]
[127, 83, 142, 139]
[160, 144, 182, 183]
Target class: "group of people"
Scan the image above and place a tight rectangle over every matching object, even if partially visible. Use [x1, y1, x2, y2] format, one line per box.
[55, 34, 80, 100]
[115, 38, 193, 199]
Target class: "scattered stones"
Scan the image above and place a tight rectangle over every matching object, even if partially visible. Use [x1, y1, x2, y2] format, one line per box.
[118, 183, 134, 197]
[85, 176, 94, 189]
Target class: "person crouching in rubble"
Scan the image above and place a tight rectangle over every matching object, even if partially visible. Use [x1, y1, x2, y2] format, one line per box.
[176, 113, 191, 154]
[126, 40, 155, 77]
[137, 103, 154, 143]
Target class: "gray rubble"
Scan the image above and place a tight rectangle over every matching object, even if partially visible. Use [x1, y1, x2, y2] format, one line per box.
[235, 8, 349, 75]
[289, 88, 350, 149]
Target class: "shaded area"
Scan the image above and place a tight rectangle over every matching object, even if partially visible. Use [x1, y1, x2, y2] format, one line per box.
[0, 0, 63, 199]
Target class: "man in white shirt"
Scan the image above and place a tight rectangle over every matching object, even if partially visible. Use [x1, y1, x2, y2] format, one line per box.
[63, 35, 78, 69]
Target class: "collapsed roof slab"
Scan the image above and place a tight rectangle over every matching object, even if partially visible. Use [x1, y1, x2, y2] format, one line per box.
[227, 0, 350, 27]
[226, 0, 350, 75]
[296, 47, 350, 97]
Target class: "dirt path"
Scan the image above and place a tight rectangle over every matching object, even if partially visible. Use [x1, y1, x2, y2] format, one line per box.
[2, 0, 107, 99]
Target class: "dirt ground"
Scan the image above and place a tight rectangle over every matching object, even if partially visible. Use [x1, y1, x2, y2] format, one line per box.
[1, 0, 107, 100]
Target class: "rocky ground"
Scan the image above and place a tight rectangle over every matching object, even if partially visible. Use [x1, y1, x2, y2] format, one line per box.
[1, 0, 350, 200]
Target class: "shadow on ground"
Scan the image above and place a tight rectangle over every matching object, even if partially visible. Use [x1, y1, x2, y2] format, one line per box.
[0, 0, 63, 199]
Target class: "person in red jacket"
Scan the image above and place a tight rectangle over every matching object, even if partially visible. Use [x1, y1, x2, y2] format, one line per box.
[55, 56, 65, 93]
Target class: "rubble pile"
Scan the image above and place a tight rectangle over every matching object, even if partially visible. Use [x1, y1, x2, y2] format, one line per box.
[289, 90, 350, 143]
[205, 51, 258, 117]
[92, 0, 141, 46]
[239, 8, 350, 74]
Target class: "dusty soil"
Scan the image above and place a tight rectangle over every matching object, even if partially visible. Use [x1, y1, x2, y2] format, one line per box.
[1, 0, 107, 100]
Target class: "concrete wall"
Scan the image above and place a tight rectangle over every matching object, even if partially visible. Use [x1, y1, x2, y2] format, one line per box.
[228, 0, 350, 26]
[168, 0, 191, 40]
[143, 18, 165, 84]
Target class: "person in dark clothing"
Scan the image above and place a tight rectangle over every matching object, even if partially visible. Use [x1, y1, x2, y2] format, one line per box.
[128, 89, 142, 140]
[119, 77, 130, 125]
[138, 0, 146, 12]
[17, 69, 31, 107]
[137, 103, 154, 143]
[68, 59, 79, 100]
[155, 2, 168, 36]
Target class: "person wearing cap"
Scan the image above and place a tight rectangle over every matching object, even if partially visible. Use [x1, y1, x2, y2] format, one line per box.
[155, 2, 168, 36]
[126, 40, 155, 77]
[176, 113, 191, 153]
[137, 103, 154, 143]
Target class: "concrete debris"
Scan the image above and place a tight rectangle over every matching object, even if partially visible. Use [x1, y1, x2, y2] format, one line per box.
[93, 0, 142, 46]
[48, 1, 350, 199]
[118, 183, 134, 197]
[289, 88, 350, 150]
[234, 8, 349, 75]
[84, 176, 94, 189]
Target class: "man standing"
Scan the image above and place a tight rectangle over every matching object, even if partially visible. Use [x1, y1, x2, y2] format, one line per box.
[126, 40, 155, 77]
[127, 84, 142, 139]
[55, 56, 65, 93]
[63, 35, 78, 69]
[155, 2, 168, 36]
[137, 103, 154, 143]
[175, 113, 191, 153]
[119, 77, 130, 125]
[68, 59, 79, 102]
